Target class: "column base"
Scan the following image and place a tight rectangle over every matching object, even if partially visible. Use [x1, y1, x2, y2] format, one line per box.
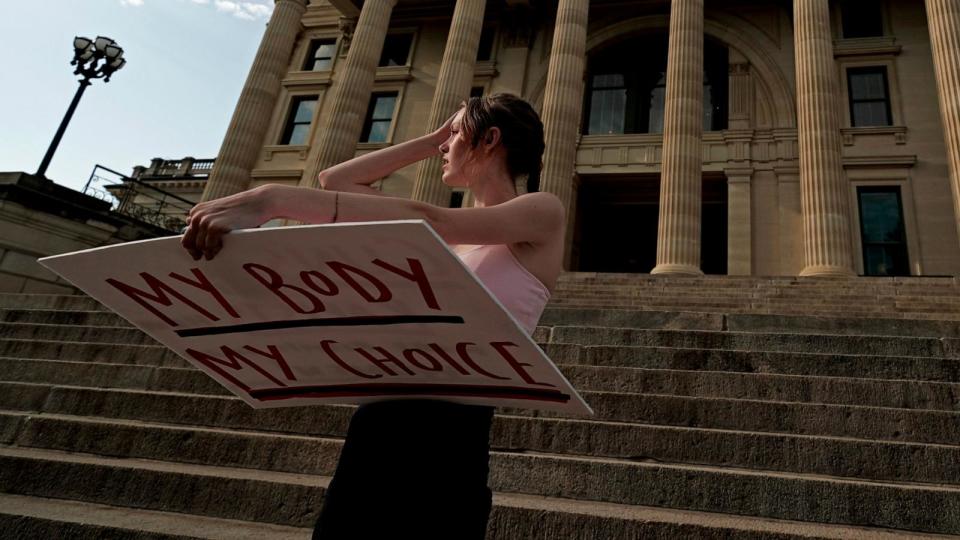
[651, 263, 704, 276]
[798, 264, 856, 278]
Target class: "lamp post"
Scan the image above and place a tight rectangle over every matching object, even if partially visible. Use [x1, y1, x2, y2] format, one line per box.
[36, 36, 126, 179]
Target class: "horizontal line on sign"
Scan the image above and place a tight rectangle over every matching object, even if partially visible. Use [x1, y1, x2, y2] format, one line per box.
[176, 314, 465, 337]
[248, 383, 570, 403]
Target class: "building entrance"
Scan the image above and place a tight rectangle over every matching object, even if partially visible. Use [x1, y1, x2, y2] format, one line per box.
[573, 174, 728, 274]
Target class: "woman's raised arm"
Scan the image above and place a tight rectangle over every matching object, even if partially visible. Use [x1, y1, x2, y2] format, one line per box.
[318, 114, 455, 195]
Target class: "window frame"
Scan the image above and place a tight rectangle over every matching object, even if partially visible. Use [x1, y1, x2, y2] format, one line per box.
[378, 31, 416, 68]
[855, 185, 910, 276]
[834, 0, 892, 41]
[359, 90, 401, 144]
[838, 58, 903, 129]
[839, 0, 886, 39]
[303, 38, 338, 72]
[279, 94, 319, 146]
[476, 25, 497, 63]
[845, 169, 920, 277]
[585, 72, 631, 135]
[846, 66, 893, 128]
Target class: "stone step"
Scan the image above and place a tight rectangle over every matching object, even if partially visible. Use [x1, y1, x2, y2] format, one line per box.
[0, 293, 104, 311]
[541, 308, 960, 337]
[7, 321, 956, 359]
[3, 408, 959, 486]
[558, 277, 960, 287]
[4, 381, 958, 446]
[0, 338, 182, 368]
[551, 283, 960, 294]
[550, 296, 960, 311]
[547, 302, 960, 320]
[553, 287, 960, 300]
[5, 355, 959, 413]
[0, 308, 130, 327]
[555, 273, 959, 286]
[26, 304, 960, 339]
[27, 304, 960, 339]
[563, 365, 960, 411]
[0, 445, 323, 528]
[2, 444, 958, 534]
[552, 343, 960, 383]
[549, 326, 959, 358]
[0, 322, 158, 346]
[0, 493, 307, 540]
[1, 454, 940, 540]
[5, 337, 959, 386]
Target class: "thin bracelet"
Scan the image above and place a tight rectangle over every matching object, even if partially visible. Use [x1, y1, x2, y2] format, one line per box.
[331, 191, 339, 223]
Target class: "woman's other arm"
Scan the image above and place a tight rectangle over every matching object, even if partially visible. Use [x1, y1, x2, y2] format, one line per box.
[182, 185, 563, 260]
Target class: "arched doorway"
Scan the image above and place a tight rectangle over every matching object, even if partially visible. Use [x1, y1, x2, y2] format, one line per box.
[574, 173, 728, 274]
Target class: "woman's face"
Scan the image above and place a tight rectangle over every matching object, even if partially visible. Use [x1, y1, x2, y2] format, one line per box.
[439, 109, 473, 188]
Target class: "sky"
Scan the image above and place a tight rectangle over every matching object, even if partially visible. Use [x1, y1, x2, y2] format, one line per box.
[1, 0, 275, 191]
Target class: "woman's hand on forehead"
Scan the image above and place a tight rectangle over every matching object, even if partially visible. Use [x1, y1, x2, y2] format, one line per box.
[431, 111, 459, 146]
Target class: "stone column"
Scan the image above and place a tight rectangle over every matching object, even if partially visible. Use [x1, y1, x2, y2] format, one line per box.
[926, 0, 960, 244]
[794, 0, 855, 277]
[726, 168, 753, 275]
[201, 0, 307, 202]
[776, 166, 803, 274]
[652, 0, 704, 276]
[301, 0, 397, 189]
[728, 59, 753, 130]
[539, 0, 589, 223]
[411, 0, 488, 206]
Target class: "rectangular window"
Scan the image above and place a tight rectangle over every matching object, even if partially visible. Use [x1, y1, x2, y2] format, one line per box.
[841, 1, 884, 38]
[476, 27, 496, 61]
[858, 186, 909, 276]
[587, 73, 627, 135]
[848, 67, 892, 127]
[360, 92, 399, 143]
[304, 39, 336, 71]
[281, 96, 317, 145]
[379, 34, 413, 67]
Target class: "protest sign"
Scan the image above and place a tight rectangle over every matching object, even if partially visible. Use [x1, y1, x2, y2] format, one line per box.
[39, 221, 592, 415]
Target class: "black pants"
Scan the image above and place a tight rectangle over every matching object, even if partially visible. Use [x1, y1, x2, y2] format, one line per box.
[313, 400, 495, 540]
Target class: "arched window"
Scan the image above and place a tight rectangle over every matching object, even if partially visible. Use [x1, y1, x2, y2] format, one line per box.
[584, 34, 728, 135]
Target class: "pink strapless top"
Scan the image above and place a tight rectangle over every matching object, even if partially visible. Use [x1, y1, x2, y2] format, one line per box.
[456, 244, 551, 335]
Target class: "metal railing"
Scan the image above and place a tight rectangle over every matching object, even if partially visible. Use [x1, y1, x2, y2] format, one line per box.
[83, 164, 196, 233]
[145, 158, 215, 178]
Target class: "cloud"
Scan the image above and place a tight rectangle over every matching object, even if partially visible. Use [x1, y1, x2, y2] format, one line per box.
[213, 0, 273, 20]
[124, 0, 272, 21]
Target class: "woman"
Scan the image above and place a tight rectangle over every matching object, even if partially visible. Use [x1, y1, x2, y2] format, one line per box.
[182, 93, 563, 539]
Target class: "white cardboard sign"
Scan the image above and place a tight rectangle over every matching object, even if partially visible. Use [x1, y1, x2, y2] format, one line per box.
[39, 221, 592, 415]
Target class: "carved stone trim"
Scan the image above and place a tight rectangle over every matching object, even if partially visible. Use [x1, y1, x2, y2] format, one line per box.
[338, 16, 357, 55]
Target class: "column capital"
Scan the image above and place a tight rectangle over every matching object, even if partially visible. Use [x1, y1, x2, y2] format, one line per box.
[724, 167, 754, 181]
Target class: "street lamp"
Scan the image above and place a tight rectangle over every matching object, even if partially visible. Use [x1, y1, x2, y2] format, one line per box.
[35, 35, 127, 178]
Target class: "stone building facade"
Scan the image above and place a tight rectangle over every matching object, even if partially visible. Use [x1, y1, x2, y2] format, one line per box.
[200, 0, 960, 277]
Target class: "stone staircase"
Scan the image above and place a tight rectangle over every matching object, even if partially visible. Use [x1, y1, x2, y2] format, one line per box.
[1, 275, 959, 538]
